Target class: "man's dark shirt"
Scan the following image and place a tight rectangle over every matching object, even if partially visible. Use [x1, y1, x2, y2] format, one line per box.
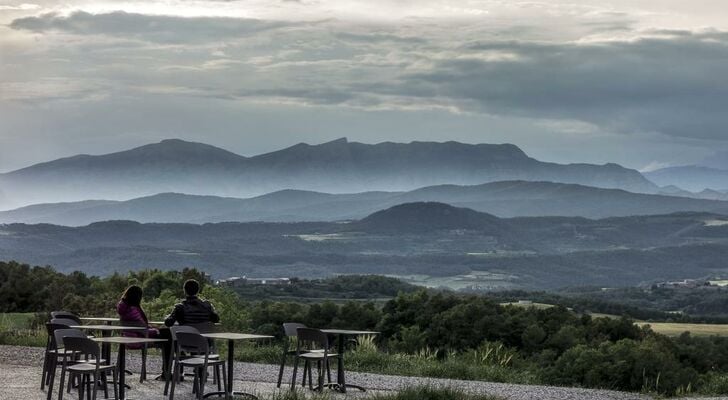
[164, 296, 220, 327]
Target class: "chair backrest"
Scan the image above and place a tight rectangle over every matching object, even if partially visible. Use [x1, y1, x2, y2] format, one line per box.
[50, 318, 78, 327]
[175, 332, 211, 362]
[50, 312, 81, 324]
[283, 323, 306, 337]
[187, 321, 217, 334]
[46, 323, 70, 350]
[296, 328, 329, 354]
[54, 328, 87, 349]
[63, 337, 101, 365]
[170, 325, 200, 341]
[51, 311, 81, 322]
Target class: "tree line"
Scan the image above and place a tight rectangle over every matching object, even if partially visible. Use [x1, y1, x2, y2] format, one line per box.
[4, 261, 728, 395]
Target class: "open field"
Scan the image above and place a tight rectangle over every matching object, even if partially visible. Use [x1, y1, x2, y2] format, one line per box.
[637, 322, 728, 337]
[500, 302, 557, 310]
[391, 272, 520, 291]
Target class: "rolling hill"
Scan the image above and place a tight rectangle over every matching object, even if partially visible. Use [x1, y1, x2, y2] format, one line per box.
[1, 181, 728, 225]
[0, 138, 658, 209]
[1, 203, 727, 289]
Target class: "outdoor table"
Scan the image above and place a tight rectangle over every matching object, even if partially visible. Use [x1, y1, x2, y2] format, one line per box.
[92, 337, 167, 400]
[70, 325, 148, 367]
[320, 329, 379, 393]
[80, 317, 120, 325]
[200, 332, 273, 399]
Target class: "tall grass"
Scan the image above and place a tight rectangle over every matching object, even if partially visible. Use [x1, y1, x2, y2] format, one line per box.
[0, 312, 46, 347]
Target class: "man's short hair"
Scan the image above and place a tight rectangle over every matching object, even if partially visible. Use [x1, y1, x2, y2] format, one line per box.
[184, 279, 200, 296]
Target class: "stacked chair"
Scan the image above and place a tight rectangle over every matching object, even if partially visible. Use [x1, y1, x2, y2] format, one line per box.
[42, 311, 82, 392]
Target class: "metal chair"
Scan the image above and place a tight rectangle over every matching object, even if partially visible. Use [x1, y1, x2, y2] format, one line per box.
[167, 332, 227, 400]
[164, 326, 221, 396]
[57, 336, 118, 400]
[290, 328, 340, 392]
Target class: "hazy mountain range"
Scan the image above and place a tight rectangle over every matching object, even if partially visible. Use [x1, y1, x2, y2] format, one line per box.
[3, 180, 728, 225]
[0, 138, 659, 210]
[646, 166, 728, 193]
[1, 202, 727, 289]
[644, 151, 728, 193]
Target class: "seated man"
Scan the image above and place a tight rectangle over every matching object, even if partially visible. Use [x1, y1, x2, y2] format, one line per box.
[164, 279, 220, 328]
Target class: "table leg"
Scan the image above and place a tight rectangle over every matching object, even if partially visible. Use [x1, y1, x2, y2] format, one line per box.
[337, 334, 346, 393]
[118, 344, 127, 400]
[101, 330, 111, 366]
[227, 339, 234, 400]
[203, 339, 258, 400]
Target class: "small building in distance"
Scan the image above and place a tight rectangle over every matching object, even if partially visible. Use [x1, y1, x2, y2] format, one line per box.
[216, 276, 291, 287]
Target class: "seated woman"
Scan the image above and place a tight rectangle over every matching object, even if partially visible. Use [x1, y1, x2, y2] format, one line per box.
[117, 285, 160, 344]
[117, 285, 163, 381]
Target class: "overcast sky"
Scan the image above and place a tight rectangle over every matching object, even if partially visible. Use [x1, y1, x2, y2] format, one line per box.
[1, 0, 727, 173]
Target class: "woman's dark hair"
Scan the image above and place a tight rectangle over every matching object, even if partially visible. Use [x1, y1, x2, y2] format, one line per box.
[121, 285, 143, 307]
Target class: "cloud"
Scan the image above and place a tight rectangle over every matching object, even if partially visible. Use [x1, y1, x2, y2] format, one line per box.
[393, 32, 728, 140]
[9, 11, 296, 43]
[6, 8, 728, 145]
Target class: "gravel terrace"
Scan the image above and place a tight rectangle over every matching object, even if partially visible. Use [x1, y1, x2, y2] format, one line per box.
[0, 345, 721, 400]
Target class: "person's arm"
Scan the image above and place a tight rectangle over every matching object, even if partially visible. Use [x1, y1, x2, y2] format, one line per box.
[207, 302, 220, 323]
[164, 304, 182, 327]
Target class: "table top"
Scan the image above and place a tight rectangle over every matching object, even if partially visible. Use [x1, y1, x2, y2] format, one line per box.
[80, 317, 119, 322]
[321, 329, 380, 336]
[71, 325, 148, 331]
[201, 332, 274, 341]
[92, 337, 168, 344]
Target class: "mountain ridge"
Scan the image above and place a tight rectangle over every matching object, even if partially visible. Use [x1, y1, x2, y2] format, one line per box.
[0, 138, 657, 209]
[2, 180, 727, 226]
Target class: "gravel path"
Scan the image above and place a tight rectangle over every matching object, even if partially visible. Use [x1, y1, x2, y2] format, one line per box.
[0, 345, 718, 400]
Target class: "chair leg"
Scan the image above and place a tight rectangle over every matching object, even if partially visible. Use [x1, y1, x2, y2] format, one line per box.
[112, 369, 118, 400]
[277, 351, 287, 388]
[86, 374, 92, 400]
[168, 363, 178, 400]
[307, 361, 313, 390]
[199, 367, 208, 400]
[42, 349, 50, 390]
[301, 360, 307, 388]
[221, 364, 228, 394]
[91, 372, 98, 400]
[192, 369, 198, 394]
[58, 362, 67, 400]
[163, 364, 171, 396]
[214, 365, 221, 391]
[140, 347, 147, 383]
[46, 357, 57, 400]
[326, 358, 332, 383]
[290, 357, 299, 390]
[77, 375, 84, 400]
[318, 360, 325, 392]
[101, 370, 108, 399]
